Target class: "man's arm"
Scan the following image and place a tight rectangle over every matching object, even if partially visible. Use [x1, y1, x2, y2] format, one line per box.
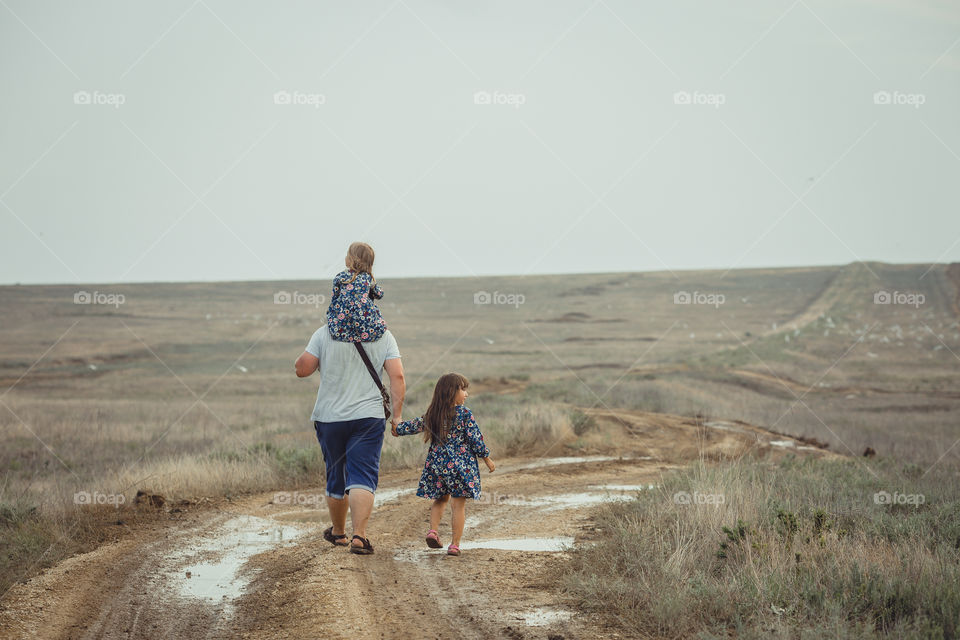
[383, 358, 405, 433]
[295, 351, 319, 377]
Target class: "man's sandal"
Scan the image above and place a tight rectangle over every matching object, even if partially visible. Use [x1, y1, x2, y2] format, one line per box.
[350, 535, 375, 555]
[323, 526, 349, 547]
[447, 544, 461, 556]
[426, 529, 442, 549]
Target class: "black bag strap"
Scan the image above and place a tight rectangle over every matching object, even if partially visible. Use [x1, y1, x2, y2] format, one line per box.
[353, 342, 391, 420]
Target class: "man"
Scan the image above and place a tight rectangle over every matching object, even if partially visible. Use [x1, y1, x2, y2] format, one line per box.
[295, 326, 405, 555]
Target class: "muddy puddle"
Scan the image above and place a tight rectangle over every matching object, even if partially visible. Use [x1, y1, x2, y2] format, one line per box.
[374, 486, 416, 506]
[460, 536, 575, 552]
[499, 492, 634, 510]
[589, 483, 656, 491]
[161, 516, 304, 610]
[513, 455, 641, 471]
[519, 607, 575, 627]
[393, 535, 575, 561]
[769, 439, 796, 447]
[498, 483, 654, 511]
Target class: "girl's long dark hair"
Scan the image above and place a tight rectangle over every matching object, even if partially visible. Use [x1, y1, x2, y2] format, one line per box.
[423, 373, 469, 445]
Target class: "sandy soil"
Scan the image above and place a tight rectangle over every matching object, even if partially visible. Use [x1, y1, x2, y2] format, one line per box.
[0, 412, 837, 640]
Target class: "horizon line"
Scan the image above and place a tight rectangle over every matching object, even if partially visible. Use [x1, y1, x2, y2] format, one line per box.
[0, 259, 953, 289]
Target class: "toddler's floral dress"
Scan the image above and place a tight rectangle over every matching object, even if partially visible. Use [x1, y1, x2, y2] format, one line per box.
[325, 269, 387, 343]
[396, 405, 490, 500]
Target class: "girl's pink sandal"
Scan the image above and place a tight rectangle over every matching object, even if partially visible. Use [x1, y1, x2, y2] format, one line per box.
[425, 530, 442, 549]
[447, 544, 461, 556]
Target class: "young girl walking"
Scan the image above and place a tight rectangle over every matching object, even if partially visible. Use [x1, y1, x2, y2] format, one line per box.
[393, 373, 495, 556]
[326, 241, 387, 343]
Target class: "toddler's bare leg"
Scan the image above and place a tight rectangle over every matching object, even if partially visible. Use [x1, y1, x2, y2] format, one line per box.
[430, 494, 449, 532]
[450, 497, 467, 546]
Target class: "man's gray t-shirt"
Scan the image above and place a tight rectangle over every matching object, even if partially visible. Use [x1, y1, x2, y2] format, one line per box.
[305, 327, 401, 423]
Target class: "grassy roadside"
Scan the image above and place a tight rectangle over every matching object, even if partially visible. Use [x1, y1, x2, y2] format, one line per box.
[562, 455, 960, 639]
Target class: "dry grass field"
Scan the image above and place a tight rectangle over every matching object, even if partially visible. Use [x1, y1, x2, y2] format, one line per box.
[1, 261, 959, 637]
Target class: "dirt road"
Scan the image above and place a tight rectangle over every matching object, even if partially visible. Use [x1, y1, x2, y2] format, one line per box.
[0, 411, 837, 640]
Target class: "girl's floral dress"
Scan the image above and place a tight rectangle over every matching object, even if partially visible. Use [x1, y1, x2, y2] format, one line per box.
[396, 404, 491, 500]
[326, 269, 387, 343]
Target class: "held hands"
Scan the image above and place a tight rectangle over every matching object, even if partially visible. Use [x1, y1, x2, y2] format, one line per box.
[390, 418, 400, 437]
[483, 457, 495, 473]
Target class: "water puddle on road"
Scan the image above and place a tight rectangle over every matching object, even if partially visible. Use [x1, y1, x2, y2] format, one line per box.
[588, 483, 656, 491]
[526, 455, 656, 469]
[769, 440, 796, 448]
[274, 510, 324, 523]
[374, 487, 416, 506]
[513, 456, 620, 471]
[272, 487, 415, 521]
[393, 547, 446, 563]
[500, 492, 635, 511]
[459, 536, 575, 552]
[393, 536, 575, 560]
[520, 607, 574, 627]
[165, 516, 304, 608]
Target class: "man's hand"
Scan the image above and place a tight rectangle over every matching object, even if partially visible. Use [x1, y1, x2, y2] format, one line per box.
[390, 419, 400, 437]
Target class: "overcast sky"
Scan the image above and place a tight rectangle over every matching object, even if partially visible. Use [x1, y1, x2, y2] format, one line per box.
[1, 0, 958, 285]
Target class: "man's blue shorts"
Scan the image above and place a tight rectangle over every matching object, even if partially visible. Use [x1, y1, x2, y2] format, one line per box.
[313, 417, 385, 498]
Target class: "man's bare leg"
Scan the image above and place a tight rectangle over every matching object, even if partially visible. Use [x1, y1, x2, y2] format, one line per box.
[326, 495, 348, 536]
[349, 488, 375, 547]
